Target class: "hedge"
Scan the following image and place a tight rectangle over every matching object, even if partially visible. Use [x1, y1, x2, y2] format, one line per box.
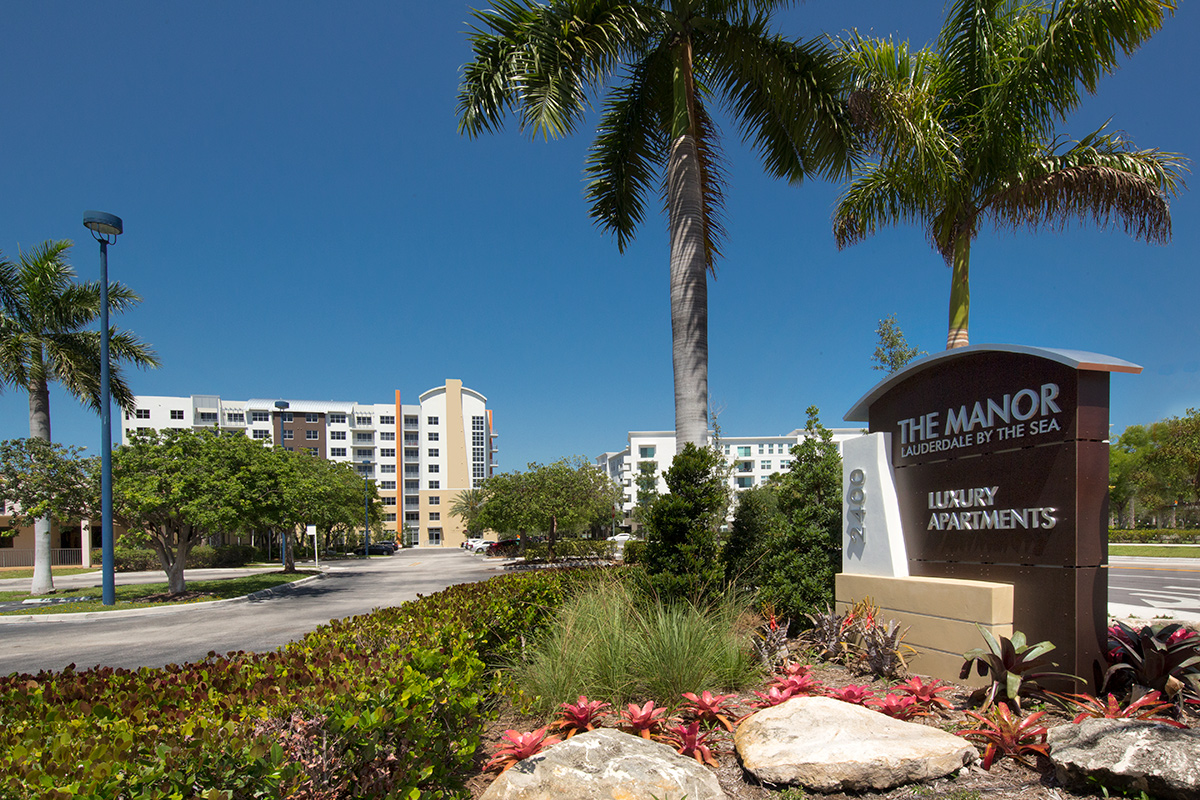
[0, 568, 604, 800]
[94, 544, 259, 573]
[1109, 529, 1200, 544]
[521, 539, 615, 561]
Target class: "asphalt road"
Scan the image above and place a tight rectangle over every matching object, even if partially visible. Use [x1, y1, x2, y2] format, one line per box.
[0, 549, 498, 675]
[1108, 556, 1200, 621]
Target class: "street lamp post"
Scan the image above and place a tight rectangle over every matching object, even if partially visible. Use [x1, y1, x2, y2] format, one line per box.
[275, 400, 290, 567]
[362, 459, 371, 557]
[83, 211, 122, 607]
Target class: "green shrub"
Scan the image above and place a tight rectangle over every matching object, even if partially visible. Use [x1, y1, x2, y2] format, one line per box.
[1109, 529, 1200, 544]
[100, 543, 258, 572]
[522, 538, 614, 561]
[622, 539, 646, 564]
[0, 568, 598, 800]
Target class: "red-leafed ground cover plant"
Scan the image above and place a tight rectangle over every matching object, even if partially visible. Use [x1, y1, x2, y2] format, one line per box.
[957, 705, 1050, 770]
[483, 728, 561, 773]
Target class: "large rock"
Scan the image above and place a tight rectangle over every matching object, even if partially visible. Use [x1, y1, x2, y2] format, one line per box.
[734, 696, 978, 791]
[480, 728, 728, 800]
[1047, 718, 1200, 800]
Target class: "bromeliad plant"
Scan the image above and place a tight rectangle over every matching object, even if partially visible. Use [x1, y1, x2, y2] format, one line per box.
[957, 705, 1050, 771]
[960, 627, 1080, 710]
[894, 676, 956, 714]
[827, 684, 876, 706]
[484, 728, 561, 773]
[1101, 621, 1200, 709]
[660, 720, 719, 768]
[552, 696, 611, 738]
[620, 701, 672, 739]
[868, 693, 927, 721]
[680, 691, 740, 732]
[1055, 690, 1187, 728]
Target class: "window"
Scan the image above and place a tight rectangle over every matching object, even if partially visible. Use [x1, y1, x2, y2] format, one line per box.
[328, 412, 346, 424]
[405, 448, 418, 459]
[404, 415, 418, 427]
[723, 444, 730, 455]
[738, 462, 753, 472]
[380, 431, 395, 441]
[758, 444, 764, 454]
[281, 412, 293, 422]
[405, 480, 419, 491]
[356, 415, 372, 426]
[736, 476, 753, 488]
[380, 448, 396, 457]
[0, 536, 11, 549]
[282, 429, 294, 440]
[226, 412, 244, 424]
[737, 446, 751, 458]
[252, 429, 271, 440]
[330, 447, 347, 457]
[428, 512, 440, 521]
[306, 413, 319, 423]
[379, 415, 395, 425]
[760, 461, 771, 470]
[428, 481, 440, 490]
[779, 460, 791, 470]
[405, 497, 419, 507]
[330, 430, 346, 440]
[404, 466, 419, 476]
[199, 412, 218, 423]
[427, 448, 439, 457]
[355, 449, 373, 459]
[427, 416, 438, 425]
[429, 496, 440, 505]
[428, 432, 439, 441]
[382, 497, 396, 506]
[384, 513, 397, 522]
[405, 512, 419, 522]
[639, 446, 656, 459]
[428, 464, 439, 473]
[304, 447, 317, 456]
[251, 411, 270, 422]
[380, 481, 396, 490]
[428, 527, 442, 545]
[135, 409, 150, 419]
[355, 433, 374, 442]
[306, 430, 319, 440]
[380, 464, 395, 473]
[170, 410, 184, 420]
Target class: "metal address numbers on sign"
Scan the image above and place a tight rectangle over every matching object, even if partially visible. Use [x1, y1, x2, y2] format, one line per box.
[847, 468, 865, 542]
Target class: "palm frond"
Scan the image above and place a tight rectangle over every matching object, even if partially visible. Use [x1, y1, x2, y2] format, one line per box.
[586, 45, 673, 252]
[711, 22, 853, 183]
[986, 127, 1188, 244]
[833, 161, 940, 250]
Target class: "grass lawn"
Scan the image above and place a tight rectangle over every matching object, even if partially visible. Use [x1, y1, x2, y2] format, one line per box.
[0, 571, 314, 615]
[1109, 544, 1200, 558]
[0, 566, 99, 580]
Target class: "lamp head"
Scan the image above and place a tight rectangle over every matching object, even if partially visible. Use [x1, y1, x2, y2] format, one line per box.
[275, 400, 290, 410]
[83, 211, 123, 238]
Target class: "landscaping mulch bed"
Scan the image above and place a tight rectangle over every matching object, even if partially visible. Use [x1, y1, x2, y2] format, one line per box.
[468, 654, 1198, 800]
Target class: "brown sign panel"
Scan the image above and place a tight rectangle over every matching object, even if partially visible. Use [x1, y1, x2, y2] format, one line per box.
[845, 346, 1140, 689]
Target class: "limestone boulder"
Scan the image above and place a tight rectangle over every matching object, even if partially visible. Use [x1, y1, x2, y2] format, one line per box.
[480, 728, 728, 800]
[735, 696, 978, 791]
[1047, 718, 1200, 800]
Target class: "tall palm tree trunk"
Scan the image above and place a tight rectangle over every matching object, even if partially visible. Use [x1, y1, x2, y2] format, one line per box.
[668, 132, 710, 452]
[946, 236, 972, 349]
[27, 380, 55, 595]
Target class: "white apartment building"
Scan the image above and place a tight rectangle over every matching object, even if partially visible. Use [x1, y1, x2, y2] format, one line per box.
[596, 427, 861, 527]
[121, 379, 497, 547]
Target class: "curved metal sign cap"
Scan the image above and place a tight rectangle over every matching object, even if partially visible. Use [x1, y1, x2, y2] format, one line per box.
[844, 343, 1142, 422]
[83, 211, 123, 237]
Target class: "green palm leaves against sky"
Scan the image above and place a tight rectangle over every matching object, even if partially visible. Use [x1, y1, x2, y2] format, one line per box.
[834, 0, 1187, 349]
[458, 0, 852, 450]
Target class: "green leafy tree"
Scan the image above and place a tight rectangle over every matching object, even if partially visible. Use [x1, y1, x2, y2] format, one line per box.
[275, 448, 382, 570]
[1110, 424, 1153, 528]
[0, 438, 97, 534]
[0, 240, 158, 594]
[722, 482, 783, 585]
[834, 0, 1185, 349]
[871, 314, 924, 374]
[756, 406, 842, 622]
[632, 459, 660, 528]
[1142, 409, 1200, 526]
[643, 442, 729, 601]
[459, 0, 852, 451]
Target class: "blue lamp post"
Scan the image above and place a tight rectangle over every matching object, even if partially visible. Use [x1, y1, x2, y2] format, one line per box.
[83, 211, 122, 606]
[275, 400, 289, 567]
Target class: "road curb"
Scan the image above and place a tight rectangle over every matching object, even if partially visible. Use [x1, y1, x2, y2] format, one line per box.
[0, 573, 325, 625]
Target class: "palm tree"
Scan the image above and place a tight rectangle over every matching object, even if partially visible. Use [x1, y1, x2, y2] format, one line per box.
[833, 0, 1186, 349]
[0, 240, 159, 594]
[448, 486, 488, 538]
[459, 0, 852, 450]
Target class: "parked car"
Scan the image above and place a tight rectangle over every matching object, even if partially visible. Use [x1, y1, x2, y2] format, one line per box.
[462, 538, 484, 550]
[487, 540, 520, 558]
[467, 540, 496, 553]
[606, 532, 637, 542]
[356, 542, 395, 555]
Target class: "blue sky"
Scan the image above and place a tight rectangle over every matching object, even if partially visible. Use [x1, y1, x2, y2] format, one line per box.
[1, 1, 1196, 470]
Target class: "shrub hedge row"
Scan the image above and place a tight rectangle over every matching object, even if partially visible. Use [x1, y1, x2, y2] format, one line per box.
[1109, 529, 1200, 544]
[521, 539, 615, 561]
[0, 569, 600, 800]
[96, 544, 259, 573]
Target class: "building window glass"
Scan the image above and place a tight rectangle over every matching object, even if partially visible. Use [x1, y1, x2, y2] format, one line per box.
[780, 460, 791, 470]
[738, 462, 753, 473]
[251, 411, 270, 422]
[428, 481, 440, 490]
[382, 497, 396, 506]
[304, 447, 317, 456]
[355, 449, 373, 459]
[330, 430, 346, 440]
[405, 448, 418, 459]
[405, 511, 419, 522]
[380, 481, 396, 490]
[760, 460, 771, 470]
[282, 430, 294, 440]
[428, 448, 439, 457]
[428, 464, 439, 473]
[736, 476, 753, 488]
[170, 410, 184, 420]
[328, 413, 346, 424]
[379, 415, 395, 425]
[428, 527, 442, 545]
[226, 412, 244, 424]
[199, 412, 218, 423]
[304, 413, 317, 423]
[429, 496, 440, 505]
[737, 446, 751, 458]
[639, 446, 655, 459]
[404, 416, 418, 428]
[306, 430, 319, 440]
[381, 464, 396, 473]
[252, 429, 271, 440]
[429, 512, 440, 521]
[427, 416, 438, 425]
[354, 416, 371, 426]
[330, 447, 347, 457]
[405, 480, 419, 491]
[355, 433, 373, 442]
[428, 432, 439, 441]
[281, 412, 293, 422]
[384, 513, 397, 522]
[134, 409, 150, 419]
[380, 431, 395, 441]
[380, 448, 396, 457]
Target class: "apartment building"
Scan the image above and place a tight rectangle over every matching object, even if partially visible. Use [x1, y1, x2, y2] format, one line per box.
[121, 379, 497, 547]
[596, 427, 861, 527]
